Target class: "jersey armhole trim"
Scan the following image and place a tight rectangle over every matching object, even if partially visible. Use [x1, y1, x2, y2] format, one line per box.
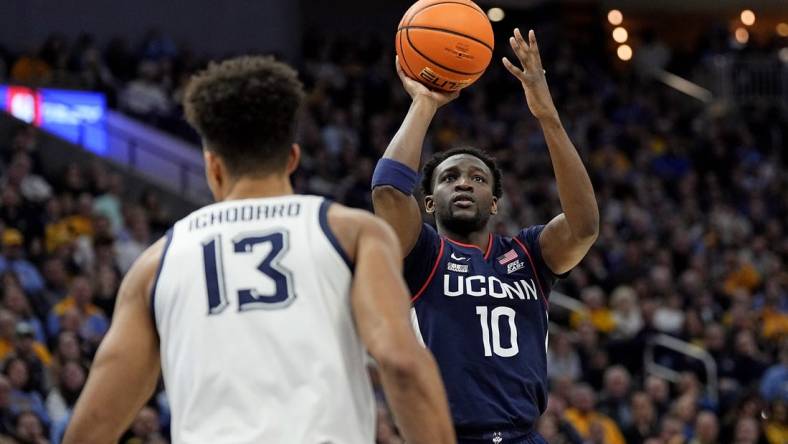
[318, 199, 354, 272]
[150, 228, 175, 333]
[411, 238, 445, 304]
[512, 236, 549, 310]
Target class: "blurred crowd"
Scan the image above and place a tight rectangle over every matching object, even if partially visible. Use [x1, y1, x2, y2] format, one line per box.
[0, 18, 786, 444]
[0, 124, 171, 443]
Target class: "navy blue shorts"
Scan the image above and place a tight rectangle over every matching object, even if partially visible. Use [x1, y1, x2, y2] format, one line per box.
[457, 429, 547, 444]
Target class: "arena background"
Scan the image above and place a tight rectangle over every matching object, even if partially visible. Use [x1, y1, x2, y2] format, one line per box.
[0, 0, 785, 443]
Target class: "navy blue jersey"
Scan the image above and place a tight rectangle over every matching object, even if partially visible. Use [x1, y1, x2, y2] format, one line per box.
[404, 223, 563, 434]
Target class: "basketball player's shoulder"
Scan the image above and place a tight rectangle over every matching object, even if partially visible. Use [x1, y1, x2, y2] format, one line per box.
[122, 233, 172, 304]
[325, 203, 400, 262]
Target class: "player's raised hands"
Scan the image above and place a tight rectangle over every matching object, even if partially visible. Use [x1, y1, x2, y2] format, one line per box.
[396, 56, 459, 109]
[502, 29, 559, 122]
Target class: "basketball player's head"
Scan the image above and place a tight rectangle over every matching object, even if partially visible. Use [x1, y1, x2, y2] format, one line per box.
[184, 56, 304, 199]
[421, 147, 502, 234]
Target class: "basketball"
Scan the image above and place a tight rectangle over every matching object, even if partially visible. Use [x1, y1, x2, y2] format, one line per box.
[396, 0, 495, 92]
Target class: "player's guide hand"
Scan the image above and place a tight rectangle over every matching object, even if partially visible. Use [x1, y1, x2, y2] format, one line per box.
[502, 28, 560, 122]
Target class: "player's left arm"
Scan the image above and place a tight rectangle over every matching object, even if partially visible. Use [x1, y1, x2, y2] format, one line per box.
[503, 28, 599, 275]
[63, 238, 165, 444]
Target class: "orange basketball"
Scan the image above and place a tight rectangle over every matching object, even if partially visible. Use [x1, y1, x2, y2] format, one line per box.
[396, 0, 494, 92]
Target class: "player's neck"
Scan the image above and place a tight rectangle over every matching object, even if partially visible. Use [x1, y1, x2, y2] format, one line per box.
[221, 175, 294, 201]
[437, 225, 490, 252]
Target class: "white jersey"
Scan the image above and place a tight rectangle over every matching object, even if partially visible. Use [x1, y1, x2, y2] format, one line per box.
[152, 195, 374, 443]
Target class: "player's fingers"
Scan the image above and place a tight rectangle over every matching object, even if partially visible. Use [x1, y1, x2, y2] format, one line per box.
[528, 30, 544, 69]
[514, 29, 533, 66]
[502, 57, 526, 81]
[514, 28, 529, 51]
[528, 29, 538, 50]
[508, 37, 530, 69]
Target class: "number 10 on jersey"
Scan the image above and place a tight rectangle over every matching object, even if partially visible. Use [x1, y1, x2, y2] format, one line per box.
[475, 306, 519, 357]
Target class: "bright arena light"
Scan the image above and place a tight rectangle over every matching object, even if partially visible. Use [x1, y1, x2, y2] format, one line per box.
[735, 27, 750, 44]
[607, 9, 623, 26]
[617, 44, 633, 61]
[779, 48, 788, 64]
[487, 7, 505, 22]
[777, 23, 788, 37]
[613, 27, 628, 43]
[740, 9, 755, 26]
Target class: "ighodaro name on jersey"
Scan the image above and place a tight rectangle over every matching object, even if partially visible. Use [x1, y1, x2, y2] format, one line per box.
[443, 274, 540, 300]
[188, 202, 301, 231]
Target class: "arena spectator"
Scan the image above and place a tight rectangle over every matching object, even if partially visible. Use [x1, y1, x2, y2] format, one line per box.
[0, 230, 45, 295]
[13, 410, 49, 444]
[547, 331, 581, 382]
[138, 189, 170, 236]
[115, 206, 151, 274]
[92, 264, 120, 318]
[610, 285, 643, 340]
[5, 358, 48, 426]
[537, 411, 583, 444]
[563, 383, 626, 444]
[48, 332, 89, 389]
[13, 323, 51, 395]
[689, 410, 720, 444]
[597, 365, 633, 428]
[45, 276, 108, 344]
[658, 414, 685, 444]
[570, 286, 616, 334]
[644, 376, 671, 418]
[760, 340, 788, 403]
[119, 60, 172, 121]
[123, 406, 165, 444]
[2, 284, 45, 345]
[540, 396, 583, 444]
[1, 154, 52, 204]
[10, 47, 51, 85]
[623, 392, 659, 444]
[45, 361, 85, 428]
[38, 259, 68, 317]
[732, 416, 763, 444]
[763, 399, 787, 444]
[0, 375, 14, 435]
[93, 173, 125, 236]
[0, 311, 18, 362]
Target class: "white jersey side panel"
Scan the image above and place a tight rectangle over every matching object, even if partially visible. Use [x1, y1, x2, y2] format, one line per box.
[153, 195, 374, 444]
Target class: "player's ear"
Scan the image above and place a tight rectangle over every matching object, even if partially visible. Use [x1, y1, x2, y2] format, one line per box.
[286, 143, 301, 175]
[490, 196, 498, 215]
[424, 195, 435, 214]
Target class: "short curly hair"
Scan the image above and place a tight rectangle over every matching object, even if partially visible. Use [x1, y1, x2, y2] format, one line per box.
[184, 56, 304, 177]
[421, 147, 503, 198]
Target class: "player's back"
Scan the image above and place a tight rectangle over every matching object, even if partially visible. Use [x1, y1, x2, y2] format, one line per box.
[152, 195, 373, 444]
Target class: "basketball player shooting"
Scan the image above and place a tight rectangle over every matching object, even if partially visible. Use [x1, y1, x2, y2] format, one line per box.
[63, 56, 454, 444]
[371, 29, 599, 443]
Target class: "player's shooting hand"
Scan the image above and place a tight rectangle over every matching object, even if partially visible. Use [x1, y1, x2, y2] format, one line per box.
[502, 29, 559, 122]
[396, 56, 459, 109]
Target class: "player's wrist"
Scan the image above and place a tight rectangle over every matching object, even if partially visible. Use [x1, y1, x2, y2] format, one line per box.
[536, 112, 561, 127]
[413, 92, 438, 109]
[412, 95, 439, 114]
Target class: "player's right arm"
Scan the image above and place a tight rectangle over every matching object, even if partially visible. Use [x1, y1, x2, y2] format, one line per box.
[370, 57, 458, 257]
[329, 205, 455, 444]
